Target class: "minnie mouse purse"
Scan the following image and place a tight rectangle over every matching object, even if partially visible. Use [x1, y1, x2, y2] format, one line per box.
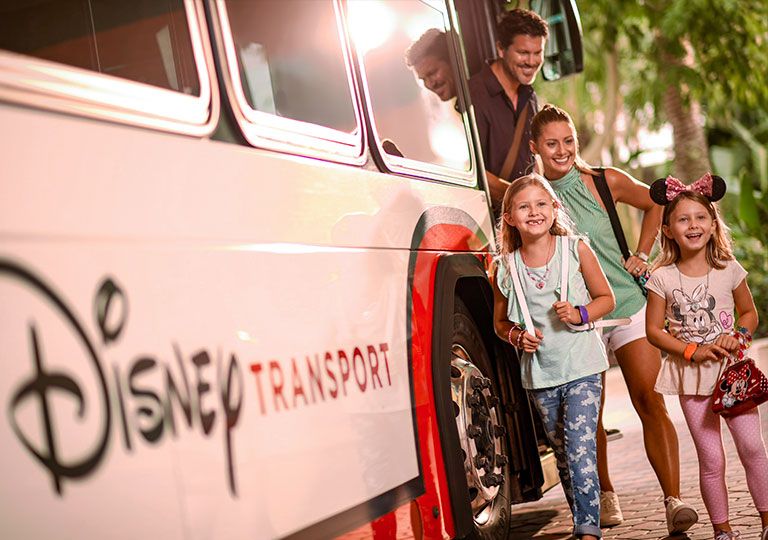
[711, 328, 768, 417]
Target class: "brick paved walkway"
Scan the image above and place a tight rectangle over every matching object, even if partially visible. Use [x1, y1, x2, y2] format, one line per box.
[508, 366, 768, 540]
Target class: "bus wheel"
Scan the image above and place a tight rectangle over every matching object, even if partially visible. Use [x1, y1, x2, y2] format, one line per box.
[451, 298, 510, 539]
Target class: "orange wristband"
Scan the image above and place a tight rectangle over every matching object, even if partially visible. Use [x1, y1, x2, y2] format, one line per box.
[683, 342, 698, 362]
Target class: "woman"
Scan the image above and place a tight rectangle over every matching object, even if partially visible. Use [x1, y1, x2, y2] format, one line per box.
[528, 104, 698, 535]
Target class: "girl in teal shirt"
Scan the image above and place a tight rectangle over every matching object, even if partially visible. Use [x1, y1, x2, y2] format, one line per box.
[492, 173, 615, 540]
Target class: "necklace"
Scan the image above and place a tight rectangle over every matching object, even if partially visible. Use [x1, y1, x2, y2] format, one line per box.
[676, 264, 710, 310]
[520, 236, 553, 289]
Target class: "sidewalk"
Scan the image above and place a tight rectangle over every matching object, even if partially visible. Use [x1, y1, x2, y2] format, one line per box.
[507, 360, 768, 540]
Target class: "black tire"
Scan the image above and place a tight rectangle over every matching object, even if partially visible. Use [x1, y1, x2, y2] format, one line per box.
[451, 297, 511, 540]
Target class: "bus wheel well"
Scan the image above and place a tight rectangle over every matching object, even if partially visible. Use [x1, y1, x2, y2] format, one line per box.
[454, 277, 496, 368]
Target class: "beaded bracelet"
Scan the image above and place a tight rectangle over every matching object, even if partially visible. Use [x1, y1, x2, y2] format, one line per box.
[683, 342, 698, 363]
[507, 323, 522, 345]
[577, 305, 589, 324]
[515, 330, 525, 349]
[733, 325, 752, 346]
[730, 326, 752, 359]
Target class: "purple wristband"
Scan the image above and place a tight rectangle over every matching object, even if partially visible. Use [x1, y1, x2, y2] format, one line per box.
[577, 305, 589, 324]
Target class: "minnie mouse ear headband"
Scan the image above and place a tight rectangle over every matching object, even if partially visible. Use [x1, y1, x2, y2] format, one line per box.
[649, 172, 726, 205]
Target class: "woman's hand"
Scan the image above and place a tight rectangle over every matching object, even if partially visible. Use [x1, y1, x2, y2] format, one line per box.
[553, 301, 581, 324]
[623, 254, 648, 278]
[519, 328, 544, 353]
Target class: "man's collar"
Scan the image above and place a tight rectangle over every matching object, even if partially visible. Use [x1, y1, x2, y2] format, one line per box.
[481, 60, 533, 99]
[480, 61, 504, 96]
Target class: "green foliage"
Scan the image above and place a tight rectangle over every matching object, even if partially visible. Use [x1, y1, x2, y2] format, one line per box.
[708, 117, 768, 337]
[730, 227, 768, 337]
[537, 0, 768, 335]
[539, 0, 768, 125]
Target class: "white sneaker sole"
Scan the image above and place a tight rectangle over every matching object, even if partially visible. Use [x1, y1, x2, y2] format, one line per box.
[668, 507, 698, 534]
[600, 515, 623, 527]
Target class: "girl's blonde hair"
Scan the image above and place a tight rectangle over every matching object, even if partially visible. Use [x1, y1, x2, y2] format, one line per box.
[654, 191, 733, 270]
[496, 173, 575, 259]
[530, 104, 596, 177]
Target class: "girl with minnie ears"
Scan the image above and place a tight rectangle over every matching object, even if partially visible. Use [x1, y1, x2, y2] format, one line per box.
[644, 173, 767, 540]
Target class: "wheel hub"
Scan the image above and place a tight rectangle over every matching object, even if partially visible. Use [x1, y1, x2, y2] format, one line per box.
[451, 345, 507, 525]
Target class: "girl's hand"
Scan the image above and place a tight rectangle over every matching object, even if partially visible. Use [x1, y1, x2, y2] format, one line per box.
[623, 254, 648, 279]
[714, 334, 740, 354]
[692, 343, 729, 363]
[552, 301, 581, 324]
[520, 328, 543, 353]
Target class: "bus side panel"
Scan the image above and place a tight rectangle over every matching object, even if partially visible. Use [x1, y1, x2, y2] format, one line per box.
[0, 244, 421, 539]
[0, 102, 494, 540]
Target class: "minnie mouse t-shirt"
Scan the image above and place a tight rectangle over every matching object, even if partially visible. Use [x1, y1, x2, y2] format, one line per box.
[646, 259, 748, 396]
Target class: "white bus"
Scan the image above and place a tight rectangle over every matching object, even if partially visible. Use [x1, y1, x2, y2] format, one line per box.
[0, 1, 582, 539]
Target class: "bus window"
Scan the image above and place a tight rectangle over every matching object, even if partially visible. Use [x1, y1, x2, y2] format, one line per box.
[0, 0, 200, 95]
[221, 0, 357, 134]
[349, 0, 472, 179]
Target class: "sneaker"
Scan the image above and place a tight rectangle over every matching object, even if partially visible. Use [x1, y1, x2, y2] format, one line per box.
[600, 490, 623, 527]
[762, 526, 768, 540]
[605, 428, 623, 441]
[665, 496, 699, 534]
[714, 530, 741, 540]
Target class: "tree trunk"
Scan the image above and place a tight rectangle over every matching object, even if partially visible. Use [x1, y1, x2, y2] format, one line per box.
[663, 85, 711, 181]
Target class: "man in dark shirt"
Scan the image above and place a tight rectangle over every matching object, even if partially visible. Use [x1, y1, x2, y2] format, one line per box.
[468, 9, 548, 208]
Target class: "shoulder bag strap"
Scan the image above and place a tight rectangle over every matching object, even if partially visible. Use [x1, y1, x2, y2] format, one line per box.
[499, 104, 530, 182]
[592, 168, 631, 261]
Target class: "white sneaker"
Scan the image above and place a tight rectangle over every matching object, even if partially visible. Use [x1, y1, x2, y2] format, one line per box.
[714, 530, 741, 540]
[665, 496, 699, 534]
[600, 490, 623, 527]
[761, 526, 768, 540]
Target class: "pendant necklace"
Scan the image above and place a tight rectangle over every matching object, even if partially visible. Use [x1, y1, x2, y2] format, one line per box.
[676, 263, 710, 311]
[520, 235, 553, 289]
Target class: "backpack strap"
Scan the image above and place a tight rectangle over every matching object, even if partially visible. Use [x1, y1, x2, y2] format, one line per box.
[559, 235, 631, 331]
[560, 235, 569, 303]
[505, 252, 536, 335]
[506, 238, 630, 335]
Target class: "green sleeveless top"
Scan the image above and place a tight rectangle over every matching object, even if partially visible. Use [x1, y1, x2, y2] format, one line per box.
[547, 166, 646, 321]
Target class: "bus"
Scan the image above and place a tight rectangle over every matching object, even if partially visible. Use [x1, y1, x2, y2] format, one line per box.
[0, 1, 582, 539]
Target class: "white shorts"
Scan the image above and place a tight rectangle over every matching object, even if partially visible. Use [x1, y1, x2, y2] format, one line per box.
[601, 304, 647, 360]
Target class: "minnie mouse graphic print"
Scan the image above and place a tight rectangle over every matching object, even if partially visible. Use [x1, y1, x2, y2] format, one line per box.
[646, 259, 748, 395]
[670, 269, 722, 345]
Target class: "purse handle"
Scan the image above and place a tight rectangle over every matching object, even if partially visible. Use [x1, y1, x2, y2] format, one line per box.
[722, 327, 753, 367]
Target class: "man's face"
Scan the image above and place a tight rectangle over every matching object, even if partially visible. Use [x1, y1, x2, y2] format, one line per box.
[497, 34, 545, 86]
[414, 55, 456, 101]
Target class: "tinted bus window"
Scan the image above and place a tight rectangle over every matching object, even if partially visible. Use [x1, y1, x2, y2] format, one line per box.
[223, 0, 357, 133]
[0, 0, 200, 95]
[350, 0, 471, 172]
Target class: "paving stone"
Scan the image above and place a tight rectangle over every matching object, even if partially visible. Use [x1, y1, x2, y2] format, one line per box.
[507, 367, 768, 540]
